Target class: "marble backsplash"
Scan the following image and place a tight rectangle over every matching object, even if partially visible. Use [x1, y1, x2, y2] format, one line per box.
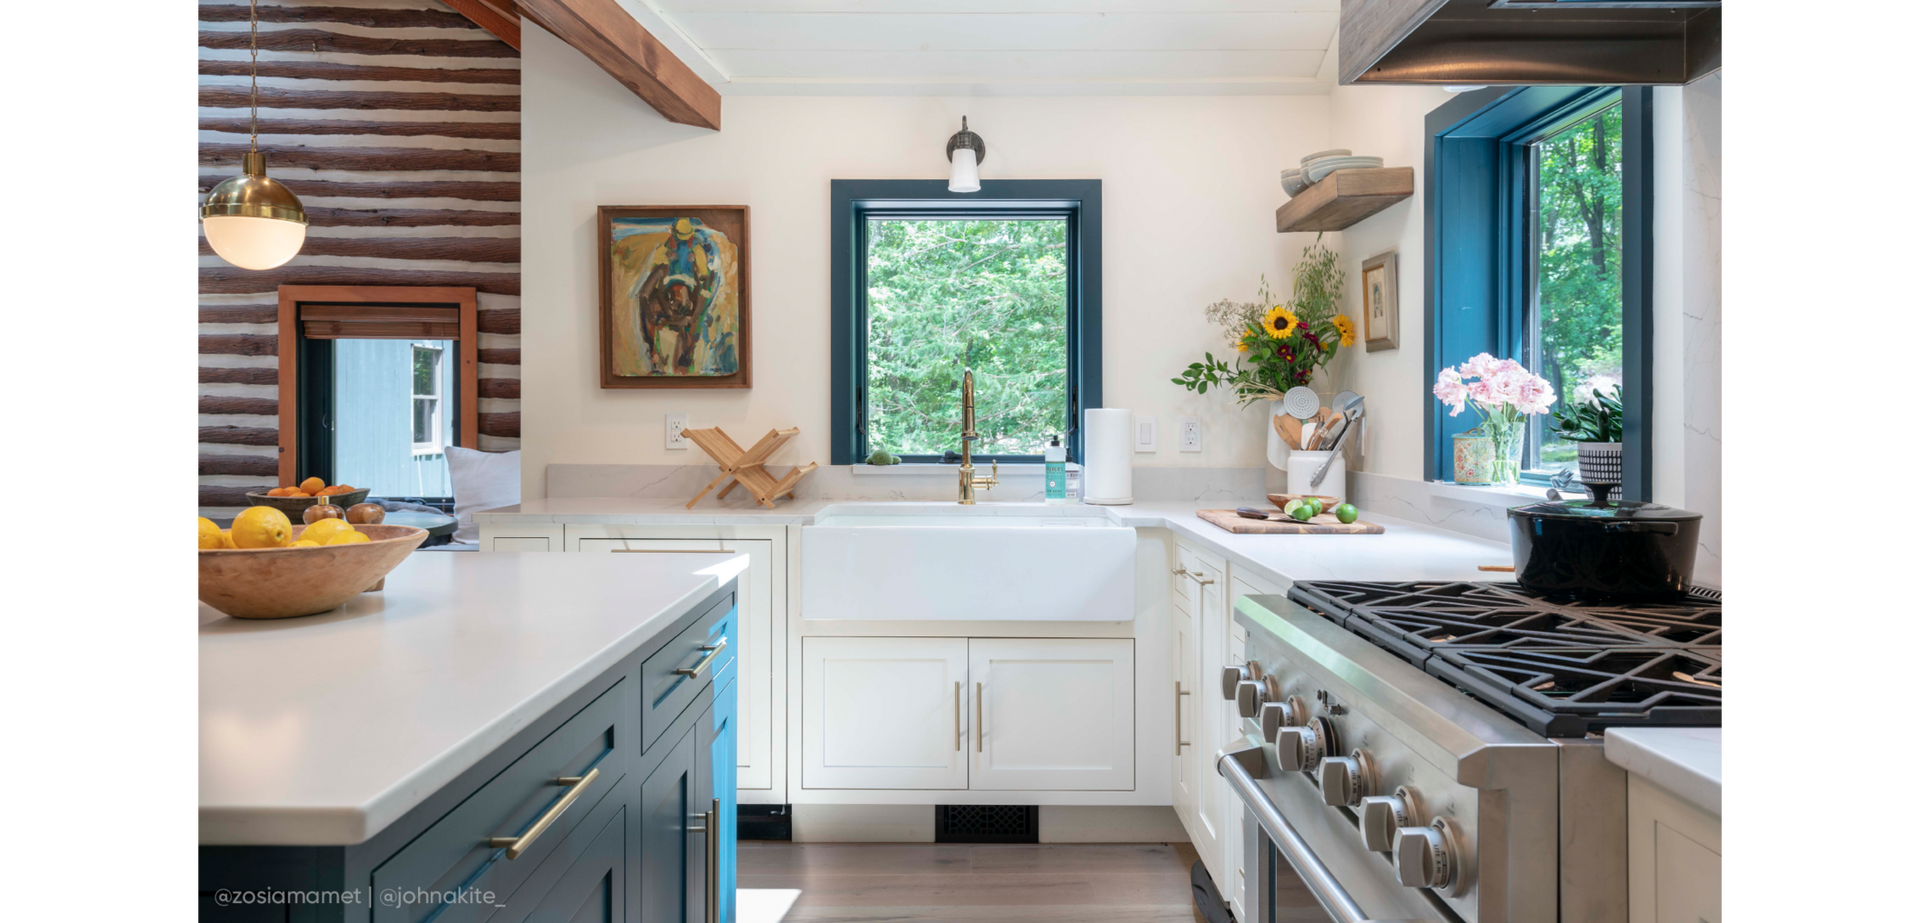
[546, 463, 1268, 506]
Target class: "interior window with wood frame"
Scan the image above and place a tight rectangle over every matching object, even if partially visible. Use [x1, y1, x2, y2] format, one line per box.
[277, 286, 478, 505]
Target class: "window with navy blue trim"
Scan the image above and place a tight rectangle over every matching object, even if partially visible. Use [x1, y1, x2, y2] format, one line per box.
[1424, 87, 1654, 499]
[829, 180, 1103, 466]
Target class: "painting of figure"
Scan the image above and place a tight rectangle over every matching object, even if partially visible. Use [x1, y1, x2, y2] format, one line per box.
[599, 206, 752, 389]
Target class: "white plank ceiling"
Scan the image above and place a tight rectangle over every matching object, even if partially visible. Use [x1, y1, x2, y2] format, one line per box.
[626, 0, 1342, 96]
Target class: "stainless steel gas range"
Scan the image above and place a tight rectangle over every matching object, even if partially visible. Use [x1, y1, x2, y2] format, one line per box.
[1219, 581, 1722, 923]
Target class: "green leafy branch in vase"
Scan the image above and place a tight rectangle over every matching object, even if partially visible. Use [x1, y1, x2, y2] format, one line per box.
[1171, 235, 1352, 406]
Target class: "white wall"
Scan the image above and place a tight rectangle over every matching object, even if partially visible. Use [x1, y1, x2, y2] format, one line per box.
[1323, 83, 1453, 481]
[520, 22, 1330, 500]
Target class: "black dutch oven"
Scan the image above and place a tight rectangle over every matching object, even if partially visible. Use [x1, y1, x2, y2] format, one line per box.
[1507, 499, 1702, 601]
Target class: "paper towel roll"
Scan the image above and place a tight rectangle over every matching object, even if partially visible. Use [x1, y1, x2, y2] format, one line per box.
[1082, 408, 1133, 505]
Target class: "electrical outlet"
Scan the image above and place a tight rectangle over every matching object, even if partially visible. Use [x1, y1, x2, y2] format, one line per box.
[1179, 416, 1203, 453]
[1134, 417, 1158, 452]
[665, 413, 690, 450]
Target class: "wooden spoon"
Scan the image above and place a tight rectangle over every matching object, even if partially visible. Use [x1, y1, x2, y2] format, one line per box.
[1274, 414, 1303, 450]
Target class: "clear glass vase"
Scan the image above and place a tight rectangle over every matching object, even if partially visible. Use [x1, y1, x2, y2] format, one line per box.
[1482, 421, 1523, 486]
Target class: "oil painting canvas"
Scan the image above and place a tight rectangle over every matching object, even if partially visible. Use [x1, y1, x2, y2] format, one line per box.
[599, 206, 751, 389]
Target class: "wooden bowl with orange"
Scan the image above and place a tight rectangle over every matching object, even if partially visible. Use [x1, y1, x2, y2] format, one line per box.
[198, 524, 427, 620]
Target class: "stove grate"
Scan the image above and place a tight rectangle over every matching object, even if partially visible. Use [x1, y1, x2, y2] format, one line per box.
[1288, 580, 1722, 737]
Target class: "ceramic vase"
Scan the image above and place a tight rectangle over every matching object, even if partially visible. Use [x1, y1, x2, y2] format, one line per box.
[1453, 423, 1523, 486]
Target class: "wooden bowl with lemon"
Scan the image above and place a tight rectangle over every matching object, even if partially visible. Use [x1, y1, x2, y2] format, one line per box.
[198, 508, 427, 620]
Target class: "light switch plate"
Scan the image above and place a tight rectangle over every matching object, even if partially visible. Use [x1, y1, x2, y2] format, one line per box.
[1179, 416, 1203, 453]
[1134, 416, 1158, 452]
[665, 413, 690, 450]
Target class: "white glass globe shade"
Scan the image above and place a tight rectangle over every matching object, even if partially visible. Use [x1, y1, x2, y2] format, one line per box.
[203, 215, 308, 271]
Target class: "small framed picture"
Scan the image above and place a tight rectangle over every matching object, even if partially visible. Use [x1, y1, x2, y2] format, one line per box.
[1361, 249, 1399, 352]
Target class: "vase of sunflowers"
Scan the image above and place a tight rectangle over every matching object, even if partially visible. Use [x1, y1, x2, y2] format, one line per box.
[1171, 236, 1354, 467]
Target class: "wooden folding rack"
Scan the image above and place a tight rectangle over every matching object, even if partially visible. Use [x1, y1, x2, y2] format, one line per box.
[682, 426, 819, 509]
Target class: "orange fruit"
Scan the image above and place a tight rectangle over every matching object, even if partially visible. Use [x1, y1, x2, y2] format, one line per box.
[301, 519, 355, 546]
[198, 517, 223, 550]
[325, 530, 370, 546]
[220, 529, 236, 549]
[286, 490, 310, 498]
[300, 476, 325, 494]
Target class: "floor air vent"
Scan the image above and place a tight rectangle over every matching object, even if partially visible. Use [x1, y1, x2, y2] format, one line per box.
[934, 805, 1039, 843]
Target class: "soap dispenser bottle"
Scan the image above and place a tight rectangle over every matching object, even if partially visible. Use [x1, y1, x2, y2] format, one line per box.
[1045, 435, 1070, 505]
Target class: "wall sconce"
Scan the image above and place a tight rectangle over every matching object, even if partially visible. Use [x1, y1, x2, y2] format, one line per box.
[946, 117, 985, 193]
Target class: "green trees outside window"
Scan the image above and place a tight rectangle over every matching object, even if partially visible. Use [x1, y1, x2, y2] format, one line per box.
[863, 218, 1068, 457]
[1533, 103, 1624, 470]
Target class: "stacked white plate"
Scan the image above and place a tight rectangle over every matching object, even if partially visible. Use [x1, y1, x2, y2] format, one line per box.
[1283, 149, 1387, 198]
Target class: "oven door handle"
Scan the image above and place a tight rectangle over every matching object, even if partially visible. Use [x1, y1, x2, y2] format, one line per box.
[1218, 744, 1381, 923]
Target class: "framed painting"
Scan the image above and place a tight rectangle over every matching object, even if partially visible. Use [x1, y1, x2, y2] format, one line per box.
[599, 205, 752, 389]
[1361, 249, 1399, 352]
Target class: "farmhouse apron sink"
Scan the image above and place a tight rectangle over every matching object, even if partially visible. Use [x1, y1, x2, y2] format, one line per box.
[799, 504, 1137, 620]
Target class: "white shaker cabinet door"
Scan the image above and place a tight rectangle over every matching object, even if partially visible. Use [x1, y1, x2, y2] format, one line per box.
[968, 638, 1135, 792]
[1187, 552, 1229, 880]
[1172, 597, 1200, 826]
[801, 637, 969, 790]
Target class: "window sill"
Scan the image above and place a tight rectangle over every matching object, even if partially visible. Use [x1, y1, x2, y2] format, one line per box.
[848, 462, 1072, 477]
[1423, 480, 1553, 507]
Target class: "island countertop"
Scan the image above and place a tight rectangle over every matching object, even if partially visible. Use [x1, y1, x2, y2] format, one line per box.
[199, 550, 749, 846]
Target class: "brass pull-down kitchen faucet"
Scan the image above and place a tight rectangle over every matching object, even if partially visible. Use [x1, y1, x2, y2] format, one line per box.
[958, 369, 998, 504]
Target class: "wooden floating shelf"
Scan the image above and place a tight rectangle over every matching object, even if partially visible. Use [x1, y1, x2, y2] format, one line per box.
[1274, 167, 1415, 233]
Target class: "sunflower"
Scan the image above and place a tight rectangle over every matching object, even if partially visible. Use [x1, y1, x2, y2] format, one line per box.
[1331, 314, 1356, 347]
[1236, 327, 1259, 353]
[1261, 305, 1299, 340]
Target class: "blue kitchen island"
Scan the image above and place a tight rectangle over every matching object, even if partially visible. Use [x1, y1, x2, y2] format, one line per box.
[199, 550, 744, 923]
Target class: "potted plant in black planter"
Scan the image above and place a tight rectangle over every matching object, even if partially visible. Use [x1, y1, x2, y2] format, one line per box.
[1551, 388, 1624, 501]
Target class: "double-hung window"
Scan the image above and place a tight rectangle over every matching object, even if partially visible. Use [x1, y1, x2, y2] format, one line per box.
[829, 180, 1103, 465]
[1425, 87, 1654, 498]
[411, 343, 447, 457]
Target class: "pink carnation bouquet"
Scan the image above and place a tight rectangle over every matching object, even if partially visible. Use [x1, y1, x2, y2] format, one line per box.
[1433, 354, 1556, 484]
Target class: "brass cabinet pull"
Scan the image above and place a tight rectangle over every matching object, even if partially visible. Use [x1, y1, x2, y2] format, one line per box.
[675, 636, 729, 677]
[1175, 682, 1192, 753]
[1172, 565, 1189, 577]
[1191, 571, 1214, 586]
[975, 681, 984, 753]
[487, 767, 600, 860]
[688, 797, 720, 923]
[954, 681, 962, 752]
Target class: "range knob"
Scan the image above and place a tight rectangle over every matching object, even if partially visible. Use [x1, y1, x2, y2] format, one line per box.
[1358, 787, 1422, 851]
[1315, 750, 1377, 807]
[1394, 818, 1465, 892]
[1220, 665, 1253, 700]
[1259, 696, 1308, 743]
[1274, 717, 1337, 773]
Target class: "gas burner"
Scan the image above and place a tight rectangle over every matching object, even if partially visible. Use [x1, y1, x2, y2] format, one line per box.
[1289, 580, 1722, 736]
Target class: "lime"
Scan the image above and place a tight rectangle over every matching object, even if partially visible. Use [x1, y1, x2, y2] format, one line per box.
[1305, 498, 1325, 517]
[1334, 503, 1358, 524]
[1289, 504, 1314, 522]
[1282, 499, 1305, 517]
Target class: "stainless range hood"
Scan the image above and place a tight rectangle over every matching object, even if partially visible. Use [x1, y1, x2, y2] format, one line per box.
[1339, 0, 1721, 86]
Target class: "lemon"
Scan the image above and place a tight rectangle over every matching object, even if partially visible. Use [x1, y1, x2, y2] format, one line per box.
[292, 540, 321, 548]
[301, 518, 355, 546]
[220, 529, 236, 549]
[232, 506, 293, 549]
[198, 517, 223, 550]
[326, 530, 371, 546]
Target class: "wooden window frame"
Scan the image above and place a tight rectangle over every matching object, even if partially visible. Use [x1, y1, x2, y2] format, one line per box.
[276, 285, 479, 487]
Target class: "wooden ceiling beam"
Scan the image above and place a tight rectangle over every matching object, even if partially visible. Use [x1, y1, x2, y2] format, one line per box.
[442, 0, 522, 51]
[516, 0, 721, 131]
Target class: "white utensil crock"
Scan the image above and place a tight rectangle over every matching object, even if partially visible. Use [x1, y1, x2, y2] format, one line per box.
[1286, 450, 1345, 503]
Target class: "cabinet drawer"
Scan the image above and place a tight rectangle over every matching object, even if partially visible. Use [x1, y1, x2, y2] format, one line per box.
[641, 593, 737, 753]
[371, 682, 628, 923]
[488, 806, 626, 923]
[493, 537, 551, 552]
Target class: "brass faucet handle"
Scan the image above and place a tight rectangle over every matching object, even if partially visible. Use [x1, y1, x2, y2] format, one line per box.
[973, 460, 998, 489]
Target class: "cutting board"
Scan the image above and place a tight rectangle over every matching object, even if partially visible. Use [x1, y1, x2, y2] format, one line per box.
[1196, 508, 1385, 535]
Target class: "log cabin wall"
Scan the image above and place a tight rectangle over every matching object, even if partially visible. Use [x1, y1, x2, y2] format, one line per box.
[198, 0, 520, 515]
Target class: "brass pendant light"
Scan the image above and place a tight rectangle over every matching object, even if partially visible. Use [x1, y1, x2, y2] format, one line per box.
[200, 0, 307, 270]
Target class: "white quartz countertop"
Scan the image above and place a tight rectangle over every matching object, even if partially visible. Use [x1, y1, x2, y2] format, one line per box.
[1605, 727, 1722, 815]
[477, 497, 1517, 586]
[199, 550, 749, 846]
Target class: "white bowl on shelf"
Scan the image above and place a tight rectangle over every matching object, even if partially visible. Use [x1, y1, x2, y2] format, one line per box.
[1299, 148, 1351, 166]
[1305, 156, 1385, 184]
[1282, 168, 1309, 197]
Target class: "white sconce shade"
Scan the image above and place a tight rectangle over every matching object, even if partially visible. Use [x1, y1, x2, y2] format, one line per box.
[948, 147, 980, 193]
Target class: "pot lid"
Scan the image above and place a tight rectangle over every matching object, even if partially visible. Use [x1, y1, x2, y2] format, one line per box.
[1509, 499, 1702, 522]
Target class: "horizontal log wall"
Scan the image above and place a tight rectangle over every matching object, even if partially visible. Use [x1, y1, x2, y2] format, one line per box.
[200, 0, 520, 514]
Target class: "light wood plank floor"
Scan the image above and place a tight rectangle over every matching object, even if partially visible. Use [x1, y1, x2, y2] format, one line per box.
[737, 842, 1210, 923]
